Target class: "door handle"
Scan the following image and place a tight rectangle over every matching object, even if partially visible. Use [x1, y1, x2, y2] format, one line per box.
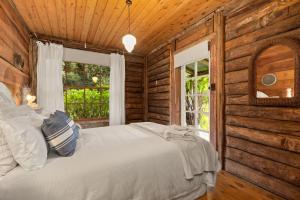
[209, 83, 216, 91]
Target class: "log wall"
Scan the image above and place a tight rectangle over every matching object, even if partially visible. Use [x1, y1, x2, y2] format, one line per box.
[145, 45, 171, 125]
[224, 1, 300, 199]
[125, 55, 145, 124]
[145, 18, 214, 125]
[0, 0, 29, 104]
[145, 1, 300, 199]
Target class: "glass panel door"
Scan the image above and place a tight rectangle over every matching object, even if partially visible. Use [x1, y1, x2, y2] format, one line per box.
[181, 58, 210, 140]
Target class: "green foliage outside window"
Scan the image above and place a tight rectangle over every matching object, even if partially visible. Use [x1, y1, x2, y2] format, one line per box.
[63, 62, 110, 120]
[185, 59, 210, 132]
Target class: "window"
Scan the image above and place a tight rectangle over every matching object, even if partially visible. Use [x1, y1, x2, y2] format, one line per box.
[182, 58, 209, 133]
[63, 61, 110, 120]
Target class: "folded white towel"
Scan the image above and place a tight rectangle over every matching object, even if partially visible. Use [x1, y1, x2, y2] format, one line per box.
[169, 125, 190, 131]
[163, 127, 196, 141]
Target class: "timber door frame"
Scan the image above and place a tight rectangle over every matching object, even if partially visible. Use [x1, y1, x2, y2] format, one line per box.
[169, 11, 225, 167]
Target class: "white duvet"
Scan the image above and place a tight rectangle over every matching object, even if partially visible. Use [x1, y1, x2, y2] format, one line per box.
[0, 123, 219, 200]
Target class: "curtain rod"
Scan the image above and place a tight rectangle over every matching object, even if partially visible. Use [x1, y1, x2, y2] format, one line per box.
[30, 33, 144, 57]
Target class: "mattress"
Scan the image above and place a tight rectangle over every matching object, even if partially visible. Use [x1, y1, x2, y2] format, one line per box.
[0, 124, 217, 200]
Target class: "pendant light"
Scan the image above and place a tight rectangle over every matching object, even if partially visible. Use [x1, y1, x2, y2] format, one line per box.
[122, 0, 136, 53]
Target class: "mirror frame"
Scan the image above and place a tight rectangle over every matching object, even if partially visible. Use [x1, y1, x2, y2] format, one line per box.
[249, 38, 300, 106]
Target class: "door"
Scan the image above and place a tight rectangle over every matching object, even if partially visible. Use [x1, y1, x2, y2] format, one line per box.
[181, 58, 210, 141]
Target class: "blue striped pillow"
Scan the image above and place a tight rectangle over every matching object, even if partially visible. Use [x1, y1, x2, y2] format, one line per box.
[41, 111, 78, 157]
[54, 111, 80, 139]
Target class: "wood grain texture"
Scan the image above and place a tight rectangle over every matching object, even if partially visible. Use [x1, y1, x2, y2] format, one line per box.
[226, 147, 300, 186]
[226, 125, 300, 153]
[125, 55, 145, 124]
[198, 171, 283, 200]
[225, 160, 300, 200]
[224, 1, 300, 199]
[12, 0, 230, 55]
[146, 45, 171, 125]
[226, 136, 300, 168]
[213, 11, 225, 167]
[0, 0, 29, 104]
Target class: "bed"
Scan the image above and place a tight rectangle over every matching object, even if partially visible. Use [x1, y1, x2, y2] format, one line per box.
[0, 122, 220, 200]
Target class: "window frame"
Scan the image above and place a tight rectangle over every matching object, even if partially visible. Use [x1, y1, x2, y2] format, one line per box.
[181, 59, 210, 133]
[63, 61, 110, 121]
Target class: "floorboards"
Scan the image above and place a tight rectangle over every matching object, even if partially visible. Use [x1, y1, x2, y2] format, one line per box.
[198, 171, 282, 200]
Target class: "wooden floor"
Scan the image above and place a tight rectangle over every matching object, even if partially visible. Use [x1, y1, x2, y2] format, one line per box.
[198, 171, 282, 200]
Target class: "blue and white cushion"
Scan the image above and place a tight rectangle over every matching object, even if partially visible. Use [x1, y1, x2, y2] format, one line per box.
[41, 111, 79, 157]
[55, 111, 80, 139]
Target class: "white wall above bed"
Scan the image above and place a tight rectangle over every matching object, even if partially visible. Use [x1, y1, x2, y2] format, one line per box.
[63, 48, 110, 66]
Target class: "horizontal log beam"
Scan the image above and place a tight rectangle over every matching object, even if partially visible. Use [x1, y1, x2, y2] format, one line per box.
[226, 115, 300, 137]
[226, 136, 300, 168]
[226, 105, 300, 122]
[226, 125, 300, 153]
[226, 147, 300, 186]
[225, 159, 300, 200]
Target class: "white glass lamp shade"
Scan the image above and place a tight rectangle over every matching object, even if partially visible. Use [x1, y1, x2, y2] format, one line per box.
[92, 76, 98, 83]
[26, 95, 36, 104]
[122, 34, 137, 53]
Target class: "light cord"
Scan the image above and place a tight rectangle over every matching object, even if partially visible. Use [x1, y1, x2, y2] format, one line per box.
[126, 0, 132, 33]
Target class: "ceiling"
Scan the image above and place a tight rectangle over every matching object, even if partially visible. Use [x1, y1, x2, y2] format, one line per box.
[12, 0, 229, 55]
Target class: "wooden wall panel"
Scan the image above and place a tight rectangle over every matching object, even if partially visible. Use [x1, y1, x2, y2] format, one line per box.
[145, 16, 215, 126]
[146, 46, 171, 125]
[224, 1, 300, 199]
[125, 55, 145, 124]
[0, 0, 29, 104]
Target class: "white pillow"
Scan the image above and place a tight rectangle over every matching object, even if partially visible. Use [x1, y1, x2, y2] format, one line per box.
[0, 129, 17, 176]
[0, 105, 45, 124]
[0, 116, 47, 171]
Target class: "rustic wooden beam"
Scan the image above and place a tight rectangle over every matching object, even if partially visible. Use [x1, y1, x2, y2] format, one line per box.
[226, 105, 300, 122]
[2, 0, 30, 42]
[225, 28, 300, 61]
[226, 125, 300, 153]
[226, 147, 300, 186]
[226, 115, 300, 137]
[225, 159, 300, 200]
[226, 136, 300, 168]
[214, 11, 226, 168]
[144, 56, 148, 121]
[169, 42, 177, 124]
[225, 69, 248, 84]
[225, 82, 248, 95]
[226, 95, 249, 105]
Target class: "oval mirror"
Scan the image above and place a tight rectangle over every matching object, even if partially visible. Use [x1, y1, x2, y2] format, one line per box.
[261, 73, 277, 86]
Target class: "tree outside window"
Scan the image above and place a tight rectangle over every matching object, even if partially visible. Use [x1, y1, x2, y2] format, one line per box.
[63, 62, 110, 120]
[184, 59, 209, 132]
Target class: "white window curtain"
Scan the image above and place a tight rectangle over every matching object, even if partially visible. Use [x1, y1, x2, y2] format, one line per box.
[36, 42, 64, 112]
[109, 53, 125, 125]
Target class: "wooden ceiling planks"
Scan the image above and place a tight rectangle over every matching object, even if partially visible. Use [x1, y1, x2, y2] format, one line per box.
[12, 0, 230, 55]
[141, 0, 225, 53]
[103, 0, 148, 47]
[95, 0, 126, 46]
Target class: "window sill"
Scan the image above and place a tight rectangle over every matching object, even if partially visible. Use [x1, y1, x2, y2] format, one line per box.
[75, 119, 109, 129]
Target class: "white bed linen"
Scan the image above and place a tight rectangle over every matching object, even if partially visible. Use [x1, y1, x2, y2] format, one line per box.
[0, 124, 217, 200]
[130, 122, 220, 182]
